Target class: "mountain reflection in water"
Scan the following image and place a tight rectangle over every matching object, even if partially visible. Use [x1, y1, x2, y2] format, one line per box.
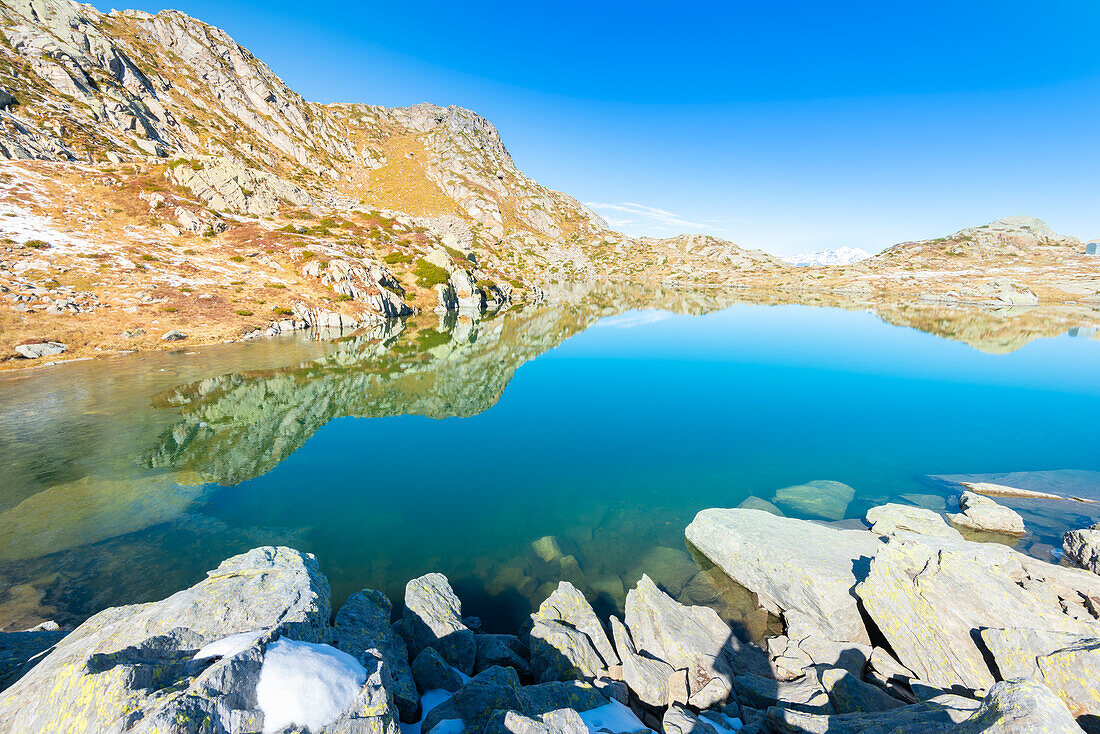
[0, 284, 1098, 633]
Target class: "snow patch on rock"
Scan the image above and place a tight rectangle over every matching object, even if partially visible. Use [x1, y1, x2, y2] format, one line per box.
[256, 638, 368, 734]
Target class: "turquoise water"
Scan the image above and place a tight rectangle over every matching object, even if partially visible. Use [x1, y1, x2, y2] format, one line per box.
[1, 294, 1099, 633]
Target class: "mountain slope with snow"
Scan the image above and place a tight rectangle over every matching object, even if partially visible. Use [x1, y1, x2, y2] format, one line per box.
[782, 246, 872, 267]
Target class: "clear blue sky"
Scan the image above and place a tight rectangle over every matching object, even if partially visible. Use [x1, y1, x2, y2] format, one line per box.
[100, 0, 1100, 255]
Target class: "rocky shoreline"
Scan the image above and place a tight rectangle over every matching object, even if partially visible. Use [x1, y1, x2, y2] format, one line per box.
[0, 499, 1098, 733]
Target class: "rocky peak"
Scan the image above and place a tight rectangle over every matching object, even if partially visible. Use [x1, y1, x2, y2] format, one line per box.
[956, 215, 1078, 247]
[0, 0, 610, 245]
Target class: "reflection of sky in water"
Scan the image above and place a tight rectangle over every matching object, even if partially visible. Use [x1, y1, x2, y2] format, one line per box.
[0, 301, 1098, 632]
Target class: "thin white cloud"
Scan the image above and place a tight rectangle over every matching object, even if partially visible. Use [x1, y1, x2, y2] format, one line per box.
[584, 201, 710, 230]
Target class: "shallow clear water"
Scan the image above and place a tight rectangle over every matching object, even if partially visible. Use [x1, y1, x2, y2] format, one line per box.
[1, 291, 1099, 634]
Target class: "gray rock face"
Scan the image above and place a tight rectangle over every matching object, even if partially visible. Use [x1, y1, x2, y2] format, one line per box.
[174, 206, 227, 235]
[950, 679, 1085, 733]
[818, 668, 906, 714]
[475, 634, 530, 677]
[624, 574, 768, 709]
[320, 648, 403, 734]
[977, 627, 1094, 682]
[864, 503, 962, 540]
[854, 536, 1091, 690]
[733, 673, 833, 715]
[767, 694, 980, 734]
[685, 508, 882, 644]
[13, 341, 66, 359]
[528, 618, 607, 683]
[947, 491, 1025, 535]
[531, 581, 618, 673]
[412, 645, 466, 693]
[0, 546, 331, 733]
[608, 615, 673, 707]
[334, 589, 418, 722]
[979, 629, 1100, 724]
[1064, 524, 1100, 575]
[486, 708, 589, 734]
[167, 156, 313, 216]
[422, 666, 526, 734]
[403, 572, 476, 675]
[773, 479, 855, 521]
[521, 679, 610, 716]
[663, 704, 743, 734]
[769, 612, 872, 681]
[160, 329, 188, 341]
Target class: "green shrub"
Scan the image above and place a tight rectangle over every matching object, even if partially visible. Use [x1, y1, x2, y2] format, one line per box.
[236, 309, 254, 316]
[414, 259, 449, 288]
[229, 255, 245, 262]
[273, 307, 294, 316]
[161, 306, 177, 313]
[24, 239, 49, 249]
[383, 251, 412, 265]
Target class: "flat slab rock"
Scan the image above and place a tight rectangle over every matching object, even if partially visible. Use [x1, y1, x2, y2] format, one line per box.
[854, 535, 1098, 690]
[686, 508, 883, 644]
[864, 503, 961, 540]
[766, 693, 979, 733]
[926, 469, 1100, 504]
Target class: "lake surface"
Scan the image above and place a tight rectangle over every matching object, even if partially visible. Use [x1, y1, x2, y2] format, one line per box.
[2, 287, 1099, 635]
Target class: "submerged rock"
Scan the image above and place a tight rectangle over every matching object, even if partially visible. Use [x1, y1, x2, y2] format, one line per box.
[772, 479, 855, 521]
[947, 491, 1025, 535]
[737, 496, 785, 515]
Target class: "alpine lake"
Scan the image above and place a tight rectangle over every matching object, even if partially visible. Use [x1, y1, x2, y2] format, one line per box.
[2, 284, 1099, 640]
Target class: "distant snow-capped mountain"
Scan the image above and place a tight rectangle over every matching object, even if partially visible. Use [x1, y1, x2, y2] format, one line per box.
[782, 246, 872, 267]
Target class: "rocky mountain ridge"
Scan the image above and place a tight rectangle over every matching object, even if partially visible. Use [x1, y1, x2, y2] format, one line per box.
[0, 0, 1097, 367]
